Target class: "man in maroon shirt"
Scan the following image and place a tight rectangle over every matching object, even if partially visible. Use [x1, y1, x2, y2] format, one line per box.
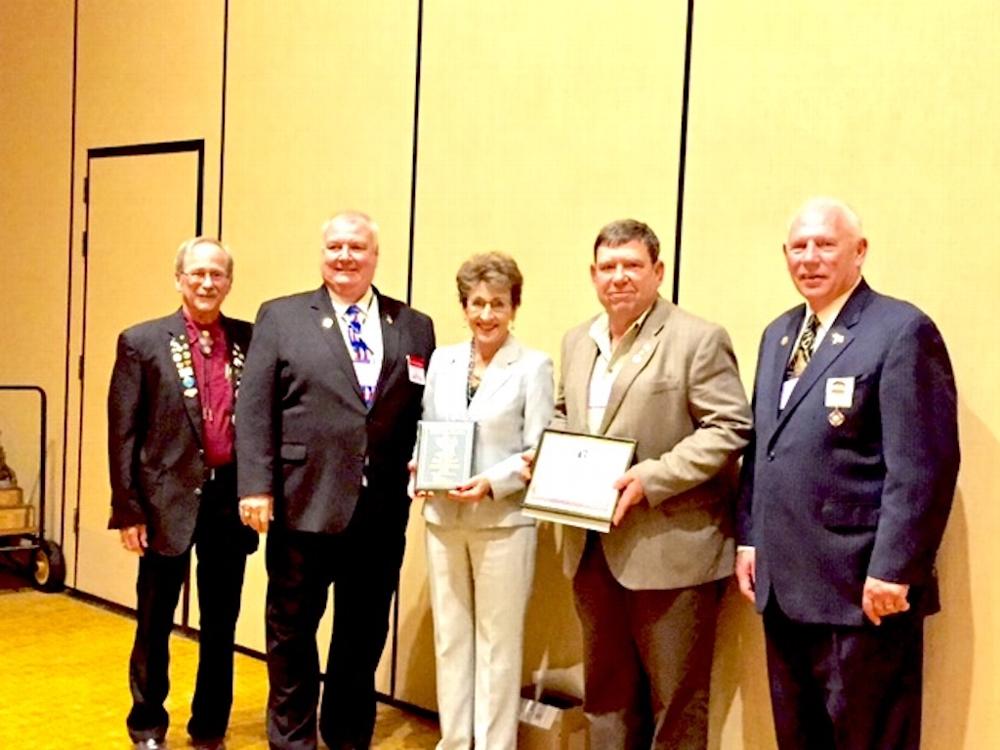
[108, 237, 257, 750]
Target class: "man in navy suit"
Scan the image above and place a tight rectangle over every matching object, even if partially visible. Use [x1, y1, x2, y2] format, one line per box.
[736, 197, 960, 749]
[108, 237, 258, 750]
[236, 211, 435, 750]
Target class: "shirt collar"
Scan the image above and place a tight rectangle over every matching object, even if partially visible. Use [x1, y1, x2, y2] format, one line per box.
[588, 303, 654, 360]
[182, 309, 223, 336]
[329, 286, 375, 320]
[809, 276, 862, 330]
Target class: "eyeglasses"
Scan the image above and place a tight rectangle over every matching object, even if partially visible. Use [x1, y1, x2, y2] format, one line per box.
[467, 299, 511, 315]
[181, 270, 229, 283]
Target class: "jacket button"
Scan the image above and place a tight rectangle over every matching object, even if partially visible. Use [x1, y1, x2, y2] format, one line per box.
[194, 488, 202, 496]
[767, 452, 775, 462]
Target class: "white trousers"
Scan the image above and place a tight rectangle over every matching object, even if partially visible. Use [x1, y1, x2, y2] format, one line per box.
[425, 523, 537, 750]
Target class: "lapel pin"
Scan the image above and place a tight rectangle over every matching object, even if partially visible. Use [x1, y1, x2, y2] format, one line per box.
[321, 317, 334, 329]
[831, 332, 845, 345]
[386, 314, 394, 325]
[780, 335, 789, 346]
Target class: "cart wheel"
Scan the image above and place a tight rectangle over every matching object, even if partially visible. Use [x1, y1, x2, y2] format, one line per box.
[32, 539, 65, 592]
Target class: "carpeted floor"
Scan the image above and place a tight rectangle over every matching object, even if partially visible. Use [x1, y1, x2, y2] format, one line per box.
[0, 587, 439, 749]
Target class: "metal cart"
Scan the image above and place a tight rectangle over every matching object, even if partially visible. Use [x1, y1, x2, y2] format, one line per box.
[0, 384, 65, 591]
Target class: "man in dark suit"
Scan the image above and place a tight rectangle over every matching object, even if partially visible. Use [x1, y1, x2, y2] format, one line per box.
[736, 197, 960, 749]
[236, 211, 435, 750]
[544, 219, 752, 749]
[108, 237, 258, 750]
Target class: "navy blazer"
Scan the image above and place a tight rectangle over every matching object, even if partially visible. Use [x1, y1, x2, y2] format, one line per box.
[107, 310, 255, 556]
[738, 280, 960, 625]
[236, 287, 435, 534]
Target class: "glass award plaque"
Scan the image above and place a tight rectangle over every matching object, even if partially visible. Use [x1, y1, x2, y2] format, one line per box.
[415, 420, 476, 491]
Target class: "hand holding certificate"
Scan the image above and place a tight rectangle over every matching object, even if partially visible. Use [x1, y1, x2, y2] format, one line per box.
[522, 429, 637, 532]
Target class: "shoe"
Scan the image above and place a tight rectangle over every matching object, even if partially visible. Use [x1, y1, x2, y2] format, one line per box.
[189, 738, 225, 750]
[134, 740, 167, 750]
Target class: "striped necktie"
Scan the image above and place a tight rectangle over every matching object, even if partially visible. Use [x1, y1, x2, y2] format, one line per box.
[787, 313, 819, 379]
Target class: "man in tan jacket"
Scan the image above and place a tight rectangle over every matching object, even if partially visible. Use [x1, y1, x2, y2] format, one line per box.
[550, 219, 751, 749]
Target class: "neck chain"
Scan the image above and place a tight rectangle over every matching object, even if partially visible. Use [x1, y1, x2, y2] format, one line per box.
[467, 339, 481, 405]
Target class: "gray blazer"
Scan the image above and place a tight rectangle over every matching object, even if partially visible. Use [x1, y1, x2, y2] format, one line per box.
[552, 296, 752, 589]
[421, 336, 554, 529]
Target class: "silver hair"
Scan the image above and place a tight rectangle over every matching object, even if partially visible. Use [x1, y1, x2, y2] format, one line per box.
[790, 197, 864, 239]
[321, 211, 380, 251]
[174, 236, 234, 276]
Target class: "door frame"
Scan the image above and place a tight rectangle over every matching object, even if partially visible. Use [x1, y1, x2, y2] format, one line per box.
[72, 139, 204, 620]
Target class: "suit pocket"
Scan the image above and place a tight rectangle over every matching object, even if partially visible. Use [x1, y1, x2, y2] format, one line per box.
[821, 500, 879, 529]
[649, 376, 680, 393]
[280, 443, 307, 462]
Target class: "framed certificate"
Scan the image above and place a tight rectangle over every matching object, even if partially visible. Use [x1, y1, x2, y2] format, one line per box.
[522, 429, 637, 533]
[414, 420, 476, 491]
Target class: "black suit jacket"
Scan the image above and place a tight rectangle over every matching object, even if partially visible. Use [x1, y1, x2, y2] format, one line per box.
[235, 287, 435, 534]
[738, 280, 960, 625]
[107, 310, 255, 556]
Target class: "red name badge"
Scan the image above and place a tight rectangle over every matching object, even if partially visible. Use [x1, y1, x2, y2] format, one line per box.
[406, 355, 426, 384]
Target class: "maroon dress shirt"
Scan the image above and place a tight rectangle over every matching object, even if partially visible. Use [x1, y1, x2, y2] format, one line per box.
[183, 314, 235, 468]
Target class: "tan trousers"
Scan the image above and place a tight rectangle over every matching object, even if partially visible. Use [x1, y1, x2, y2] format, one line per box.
[426, 523, 537, 750]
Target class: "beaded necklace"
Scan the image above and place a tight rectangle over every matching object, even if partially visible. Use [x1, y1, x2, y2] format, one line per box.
[466, 340, 481, 406]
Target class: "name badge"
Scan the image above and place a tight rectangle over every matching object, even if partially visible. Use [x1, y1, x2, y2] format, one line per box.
[825, 377, 854, 409]
[407, 354, 427, 385]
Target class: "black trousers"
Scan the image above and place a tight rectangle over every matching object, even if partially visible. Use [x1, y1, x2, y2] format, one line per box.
[763, 600, 924, 750]
[264, 490, 408, 750]
[126, 470, 251, 744]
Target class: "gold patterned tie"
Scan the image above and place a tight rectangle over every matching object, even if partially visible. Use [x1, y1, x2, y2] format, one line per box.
[787, 314, 820, 378]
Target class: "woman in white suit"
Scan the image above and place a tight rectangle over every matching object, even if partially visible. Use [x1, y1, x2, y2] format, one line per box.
[418, 252, 554, 750]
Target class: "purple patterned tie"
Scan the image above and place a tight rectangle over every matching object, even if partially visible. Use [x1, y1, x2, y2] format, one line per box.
[346, 305, 375, 406]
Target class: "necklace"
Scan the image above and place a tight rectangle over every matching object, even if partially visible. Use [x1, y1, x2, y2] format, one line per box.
[466, 340, 481, 405]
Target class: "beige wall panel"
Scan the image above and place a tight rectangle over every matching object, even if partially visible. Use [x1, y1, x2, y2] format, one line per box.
[221, 1, 419, 322]
[682, 2, 999, 747]
[402, 0, 689, 709]
[74, 0, 224, 232]
[221, 2, 419, 684]
[65, 0, 225, 586]
[0, 2, 73, 547]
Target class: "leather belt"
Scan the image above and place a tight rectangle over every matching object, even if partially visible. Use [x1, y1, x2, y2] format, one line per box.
[205, 463, 236, 483]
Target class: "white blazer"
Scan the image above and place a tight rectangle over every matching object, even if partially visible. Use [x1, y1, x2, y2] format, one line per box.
[421, 335, 554, 528]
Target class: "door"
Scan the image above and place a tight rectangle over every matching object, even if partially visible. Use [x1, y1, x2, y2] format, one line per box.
[74, 142, 203, 609]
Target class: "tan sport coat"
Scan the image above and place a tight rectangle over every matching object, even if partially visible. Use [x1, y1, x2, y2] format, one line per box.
[552, 296, 752, 590]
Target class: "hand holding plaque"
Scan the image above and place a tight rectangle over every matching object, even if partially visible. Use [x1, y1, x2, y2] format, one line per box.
[414, 421, 476, 492]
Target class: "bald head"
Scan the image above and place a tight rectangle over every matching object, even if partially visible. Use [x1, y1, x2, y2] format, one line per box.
[783, 197, 868, 312]
[788, 197, 863, 241]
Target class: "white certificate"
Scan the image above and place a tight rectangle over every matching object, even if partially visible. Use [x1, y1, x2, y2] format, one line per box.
[522, 430, 637, 533]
